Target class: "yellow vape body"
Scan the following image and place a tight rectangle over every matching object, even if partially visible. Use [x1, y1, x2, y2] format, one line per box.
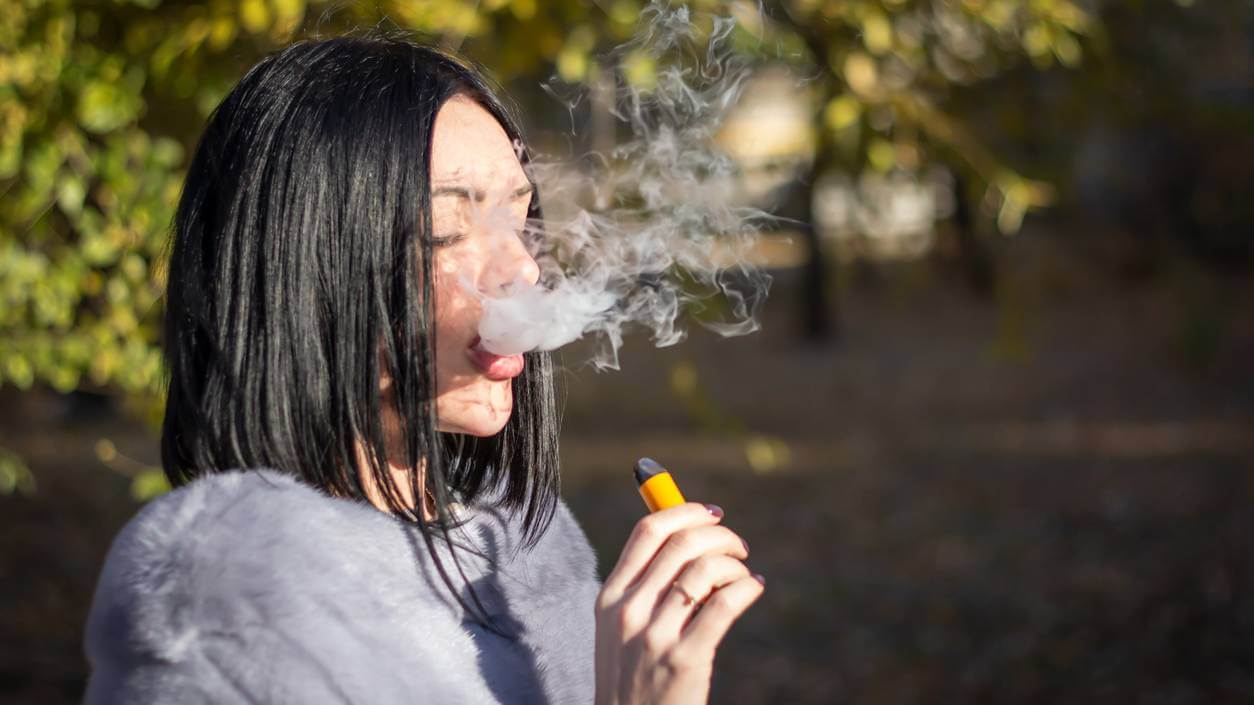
[635, 458, 686, 512]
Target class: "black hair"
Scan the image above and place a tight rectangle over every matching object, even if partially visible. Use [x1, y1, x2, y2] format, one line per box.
[160, 29, 560, 632]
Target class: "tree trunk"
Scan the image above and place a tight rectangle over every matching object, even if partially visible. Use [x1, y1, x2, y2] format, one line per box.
[772, 154, 836, 342]
[951, 171, 997, 298]
[799, 168, 835, 341]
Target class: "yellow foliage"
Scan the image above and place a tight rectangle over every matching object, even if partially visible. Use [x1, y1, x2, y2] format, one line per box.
[0, 447, 37, 495]
[209, 17, 238, 50]
[1053, 31, 1081, 67]
[609, 0, 639, 26]
[824, 94, 862, 131]
[861, 10, 893, 55]
[842, 51, 878, 96]
[621, 49, 656, 91]
[240, 0, 272, 34]
[511, 0, 537, 21]
[867, 137, 895, 172]
[131, 469, 172, 502]
[669, 360, 698, 396]
[557, 25, 596, 82]
[744, 435, 790, 474]
[557, 46, 589, 82]
[269, 0, 306, 40]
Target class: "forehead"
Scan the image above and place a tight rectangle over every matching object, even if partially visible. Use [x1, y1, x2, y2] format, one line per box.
[430, 94, 527, 192]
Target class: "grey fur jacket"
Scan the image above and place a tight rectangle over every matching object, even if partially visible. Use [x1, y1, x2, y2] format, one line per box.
[82, 468, 603, 704]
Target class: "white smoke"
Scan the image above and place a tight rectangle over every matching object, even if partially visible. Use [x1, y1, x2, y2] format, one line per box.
[476, 2, 774, 370]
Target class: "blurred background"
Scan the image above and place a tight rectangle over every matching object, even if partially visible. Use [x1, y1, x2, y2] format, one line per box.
[2, 0, 1252, 703]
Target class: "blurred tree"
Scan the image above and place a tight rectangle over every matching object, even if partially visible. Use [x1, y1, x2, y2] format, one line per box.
[754, 0, 1084, 329]
[954, 0, 1254, 274]
[0, 0, 1093, 493]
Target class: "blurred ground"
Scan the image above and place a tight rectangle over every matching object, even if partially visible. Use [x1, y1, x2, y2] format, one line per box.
[2, 226, 1252, 705]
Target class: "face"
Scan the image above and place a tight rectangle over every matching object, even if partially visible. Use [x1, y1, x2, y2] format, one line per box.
[424, 94, 540, 437]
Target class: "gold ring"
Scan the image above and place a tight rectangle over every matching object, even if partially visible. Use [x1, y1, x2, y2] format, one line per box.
[672, 580, 696, 606]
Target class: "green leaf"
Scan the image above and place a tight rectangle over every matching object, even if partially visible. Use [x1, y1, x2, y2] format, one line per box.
[3, 354, 34, 390]
[77, 80, 142, 133]
[0, 447, 37, 496]
[56, 173, 87, 215]
[131, 468, 171, 501]
[151, 137, 184, 168]
[824, 94, 861, 131]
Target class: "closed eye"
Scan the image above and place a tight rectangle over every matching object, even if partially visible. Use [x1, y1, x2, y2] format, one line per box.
[431, 233, 466, 247]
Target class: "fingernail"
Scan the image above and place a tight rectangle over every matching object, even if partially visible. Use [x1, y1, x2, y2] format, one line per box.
[705, 503, 723, 518]
[752, 574, 766, 586]
[741, 538, 750, 554]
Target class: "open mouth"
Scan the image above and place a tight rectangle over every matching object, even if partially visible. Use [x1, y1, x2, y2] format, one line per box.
[465, 335, 525, 381]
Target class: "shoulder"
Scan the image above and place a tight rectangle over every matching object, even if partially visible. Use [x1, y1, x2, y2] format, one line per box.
[84, 469, 499, 703]
[85, 469, 410, 662]
[102, 468, 346, 569]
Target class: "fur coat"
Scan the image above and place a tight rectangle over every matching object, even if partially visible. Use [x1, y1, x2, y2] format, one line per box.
[82, 468, 603, 704]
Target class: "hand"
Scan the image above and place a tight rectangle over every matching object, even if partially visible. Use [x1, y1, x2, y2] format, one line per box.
[593, 502, 765, 705]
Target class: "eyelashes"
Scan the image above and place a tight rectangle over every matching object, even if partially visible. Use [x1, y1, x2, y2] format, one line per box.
[431, 225, 542, 249]
[431, 233, 467, 248]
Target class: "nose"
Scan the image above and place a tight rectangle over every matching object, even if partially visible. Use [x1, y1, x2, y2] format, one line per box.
[479, 228, 541, 295]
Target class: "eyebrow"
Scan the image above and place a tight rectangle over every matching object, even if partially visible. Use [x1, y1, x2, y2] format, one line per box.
[431, 182, 534, 202]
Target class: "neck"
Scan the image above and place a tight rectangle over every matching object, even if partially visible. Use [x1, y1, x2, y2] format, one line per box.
[351, 444, 438, 522]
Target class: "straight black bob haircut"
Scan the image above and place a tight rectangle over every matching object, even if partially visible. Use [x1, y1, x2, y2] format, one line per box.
[161, 29, 560, 628]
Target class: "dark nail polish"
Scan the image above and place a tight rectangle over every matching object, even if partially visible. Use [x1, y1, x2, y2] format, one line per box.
[705, 503, 723, 518]
[752, 574, 766, 586]
[741, 538, 750, 554]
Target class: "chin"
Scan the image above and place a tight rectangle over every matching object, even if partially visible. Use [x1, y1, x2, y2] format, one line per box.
[456, 412, 511, 437]
[436, 385, 514, 436]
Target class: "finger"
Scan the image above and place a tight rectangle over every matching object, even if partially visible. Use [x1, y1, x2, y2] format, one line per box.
[677, 574, 765, 653]
[650, 554, 751, 636]
[601, 502, 723, 597]
[629, 524, 748, 597]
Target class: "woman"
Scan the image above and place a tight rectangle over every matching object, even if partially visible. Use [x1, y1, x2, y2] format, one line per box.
[83, 31, 764, 705]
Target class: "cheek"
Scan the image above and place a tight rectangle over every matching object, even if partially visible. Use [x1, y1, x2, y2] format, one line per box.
[427, 251, 513, 436]
[432, 257, 478, 347]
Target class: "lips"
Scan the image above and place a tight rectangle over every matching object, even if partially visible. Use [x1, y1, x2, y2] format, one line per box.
[466, 335, 525, 381]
